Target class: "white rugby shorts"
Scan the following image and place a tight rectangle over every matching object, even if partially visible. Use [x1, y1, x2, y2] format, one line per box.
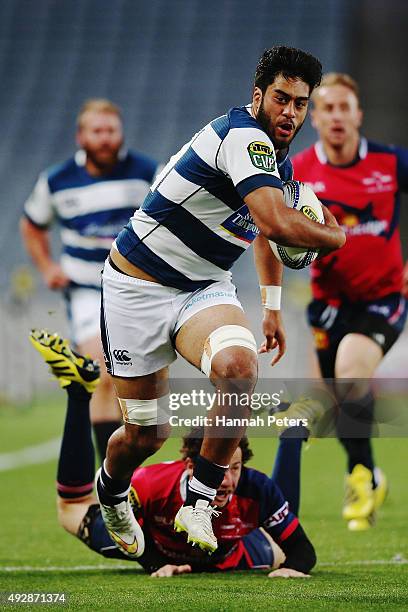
[101, 258, 243, 376]
[65, 287, 101, 345]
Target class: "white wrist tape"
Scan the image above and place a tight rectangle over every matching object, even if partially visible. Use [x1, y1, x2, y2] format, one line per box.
[260, 285, 281, 310]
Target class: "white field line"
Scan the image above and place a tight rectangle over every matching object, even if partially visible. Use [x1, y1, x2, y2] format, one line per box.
[0, 559, 407, 573]
[0, 564, 132, 573]
[320, 558, 407, 566]
[0, 438, 61, 472]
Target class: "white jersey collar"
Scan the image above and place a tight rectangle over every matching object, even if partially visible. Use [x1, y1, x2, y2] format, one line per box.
[75, 149, 87, 166]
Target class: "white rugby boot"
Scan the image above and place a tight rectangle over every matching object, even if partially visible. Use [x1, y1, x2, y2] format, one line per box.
[95, 468, 145, 558]
[174, 499, 220, 554]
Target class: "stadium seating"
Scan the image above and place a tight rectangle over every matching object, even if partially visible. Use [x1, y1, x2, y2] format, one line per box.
[0, 0, 356, 289]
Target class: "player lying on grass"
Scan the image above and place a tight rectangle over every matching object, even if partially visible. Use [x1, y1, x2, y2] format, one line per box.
[30, 329, 321, 578]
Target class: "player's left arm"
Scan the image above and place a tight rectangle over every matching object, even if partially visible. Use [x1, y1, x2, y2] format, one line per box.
[253, 234, 286, 366]
[275, 522, 316, 575]
[240, 469, 317, 574]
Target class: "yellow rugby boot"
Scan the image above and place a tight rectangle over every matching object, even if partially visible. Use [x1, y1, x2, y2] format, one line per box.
[29, 329, 100, 394]
[348, 512, 376, 532]
[343, 464, 375, 524]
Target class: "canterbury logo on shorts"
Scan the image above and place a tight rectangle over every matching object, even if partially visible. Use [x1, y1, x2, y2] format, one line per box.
[113, 349, 132, 363]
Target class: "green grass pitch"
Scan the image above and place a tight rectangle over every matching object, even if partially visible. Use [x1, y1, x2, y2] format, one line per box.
[0, 395, 407, 610]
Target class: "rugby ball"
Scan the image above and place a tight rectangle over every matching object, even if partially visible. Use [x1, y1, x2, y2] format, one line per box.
[269, 181, 324, 269]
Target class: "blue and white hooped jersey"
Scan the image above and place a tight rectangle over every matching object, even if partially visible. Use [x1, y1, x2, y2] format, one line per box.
[24, 150, 158, 289]
[115, 105, 293, 291]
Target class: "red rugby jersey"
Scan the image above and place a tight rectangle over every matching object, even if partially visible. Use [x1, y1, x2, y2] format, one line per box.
[292, 139, 408, 302]
[130, 460, 298, 570]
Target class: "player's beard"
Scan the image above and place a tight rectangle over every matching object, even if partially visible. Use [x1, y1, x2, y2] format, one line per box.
[85, 145, 121, 173]
[257, 99, 304, 151]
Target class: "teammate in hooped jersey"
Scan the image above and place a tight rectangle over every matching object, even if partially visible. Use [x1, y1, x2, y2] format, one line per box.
[96, 47, 345, 557]
[20, 99, 159, 459]
[292, 73, 408, 530]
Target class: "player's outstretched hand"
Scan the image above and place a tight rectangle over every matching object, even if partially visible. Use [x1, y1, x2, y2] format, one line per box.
[259, 310, 286, 366]
[151, 564, 192, 578]
[268, 568, 311, 579]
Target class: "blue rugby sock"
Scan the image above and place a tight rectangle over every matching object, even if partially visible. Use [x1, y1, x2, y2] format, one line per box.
[185, 455, 227, 506]
[271, 428, 307, 516]
[96, 461, 131, 505]
[57, 382, 95, 499]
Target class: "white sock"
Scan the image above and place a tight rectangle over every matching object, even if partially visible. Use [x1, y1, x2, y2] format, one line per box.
[188, 476, 217, 501]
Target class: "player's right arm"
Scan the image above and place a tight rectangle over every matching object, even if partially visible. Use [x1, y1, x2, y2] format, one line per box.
[20, 173, 69, 290]
[244, 186, 345, 251]
[20, 218, 69, 289]
[217, 115, 345, 253]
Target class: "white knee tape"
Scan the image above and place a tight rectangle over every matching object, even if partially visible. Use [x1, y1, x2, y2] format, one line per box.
[200, 325, 257, 377]
[118, 395, 169, 426]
